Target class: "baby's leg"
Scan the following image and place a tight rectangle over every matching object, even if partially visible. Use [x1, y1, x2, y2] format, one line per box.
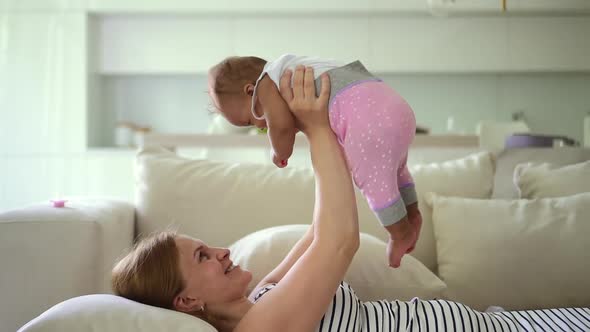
[398, 154, 417, 208]
[397, 154, 422, 253]
[330, 81, 417, 266]
[340, 139, 416, 269]
[335, 114, 409, 228]
[383, 161, 420, 268]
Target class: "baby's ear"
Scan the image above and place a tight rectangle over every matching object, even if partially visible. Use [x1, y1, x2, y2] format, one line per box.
[244, 83, 255, 97]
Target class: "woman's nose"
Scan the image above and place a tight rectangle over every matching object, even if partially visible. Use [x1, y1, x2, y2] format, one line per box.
[217, 248, 230, 260]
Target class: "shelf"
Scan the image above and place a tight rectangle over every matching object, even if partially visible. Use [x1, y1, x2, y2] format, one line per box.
[140, 133, 480, 149]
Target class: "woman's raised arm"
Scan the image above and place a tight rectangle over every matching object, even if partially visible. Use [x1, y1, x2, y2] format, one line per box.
[236, 66, 360, 332]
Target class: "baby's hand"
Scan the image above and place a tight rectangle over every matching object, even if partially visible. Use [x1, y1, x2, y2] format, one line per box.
[271, 150, 288, 168]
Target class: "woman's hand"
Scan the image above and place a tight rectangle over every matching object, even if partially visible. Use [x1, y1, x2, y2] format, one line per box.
[279, 65, 331, 137]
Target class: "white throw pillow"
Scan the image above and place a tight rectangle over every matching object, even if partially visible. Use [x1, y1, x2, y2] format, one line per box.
[18, 294, 216, 332]
[492, 147, 590, 199]
[514, 160, 590, 198]
[427, 192, 590, 311]
[408, 151, 495, 272]
[230, 225, 446, 302]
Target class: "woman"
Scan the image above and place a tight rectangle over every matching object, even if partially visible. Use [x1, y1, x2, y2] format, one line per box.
[113, 66, 359, 332]
[112, 67, 590, 332]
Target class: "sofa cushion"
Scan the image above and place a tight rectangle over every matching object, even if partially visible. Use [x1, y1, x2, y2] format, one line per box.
[514, 160, 590, 198]
[18, 294, 215, 332]
[229, 225, 446, 302]
[428, 192, 590, 311]
[492, 147, 590, 199]
[409, 151, 495, 272]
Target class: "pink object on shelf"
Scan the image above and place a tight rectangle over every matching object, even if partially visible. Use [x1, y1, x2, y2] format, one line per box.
[50, 200, 67, 208]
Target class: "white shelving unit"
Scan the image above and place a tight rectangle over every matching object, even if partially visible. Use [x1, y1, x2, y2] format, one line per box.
[85, 12, 590, 150]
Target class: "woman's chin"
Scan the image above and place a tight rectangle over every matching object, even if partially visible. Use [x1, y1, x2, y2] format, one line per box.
[237, 267, 253, 282]
[240, 269, 253, 287]
[228, 266, 253, 284]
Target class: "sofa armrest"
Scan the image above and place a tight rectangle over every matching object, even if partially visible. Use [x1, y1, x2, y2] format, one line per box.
[0, 199, 135, 332]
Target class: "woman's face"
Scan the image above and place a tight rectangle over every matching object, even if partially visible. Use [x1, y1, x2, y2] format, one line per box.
[174, 235, 252, 310]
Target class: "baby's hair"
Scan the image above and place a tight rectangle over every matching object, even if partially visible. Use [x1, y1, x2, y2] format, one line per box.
[209, 56, 267, 96]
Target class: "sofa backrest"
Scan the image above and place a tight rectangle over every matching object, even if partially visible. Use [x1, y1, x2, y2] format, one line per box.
[135, 147, 384, 247]
[135, 148, 498, 273]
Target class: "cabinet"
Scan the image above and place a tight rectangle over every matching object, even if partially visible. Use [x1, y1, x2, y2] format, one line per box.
[86, 13, 590, 149]
[88, 0, 414, 14]
[506, 17, 590, 71]
[368, 17, 508, 73]
[507, 0, 590, 14]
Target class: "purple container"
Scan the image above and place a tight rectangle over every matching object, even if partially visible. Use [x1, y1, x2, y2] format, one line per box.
[505, 134, 576, 148]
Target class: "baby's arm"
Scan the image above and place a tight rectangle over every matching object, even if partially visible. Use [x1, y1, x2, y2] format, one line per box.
[258, 76, 297, 167]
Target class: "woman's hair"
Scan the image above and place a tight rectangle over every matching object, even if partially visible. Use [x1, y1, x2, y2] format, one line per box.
[112, 231, 225, 329]
[210, 56, 267, 95]
[111, 231, 184, 310]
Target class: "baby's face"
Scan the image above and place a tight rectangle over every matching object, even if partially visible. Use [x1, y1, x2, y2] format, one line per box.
[214, 94, 267, 129]
[207, 73, 266, 129]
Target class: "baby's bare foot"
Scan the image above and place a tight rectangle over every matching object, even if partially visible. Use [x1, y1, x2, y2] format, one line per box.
[385, 218, 417, 268]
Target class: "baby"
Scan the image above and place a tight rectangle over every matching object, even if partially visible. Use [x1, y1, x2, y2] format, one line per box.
[207, 54, 422, 268]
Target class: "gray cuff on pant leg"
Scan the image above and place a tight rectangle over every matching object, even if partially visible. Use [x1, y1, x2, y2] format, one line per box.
[375, 199, 407, 227]
[400, 184, 418, 206]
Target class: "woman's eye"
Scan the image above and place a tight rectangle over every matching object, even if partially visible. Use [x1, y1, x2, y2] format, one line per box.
[199, 252, 208, 262]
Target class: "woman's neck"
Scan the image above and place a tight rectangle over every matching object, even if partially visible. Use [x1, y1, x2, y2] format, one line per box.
[198, 297, 253, 332]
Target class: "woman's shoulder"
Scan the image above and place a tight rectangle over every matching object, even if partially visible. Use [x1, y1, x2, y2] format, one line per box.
[250, 282, 278, 303]
[250, 280, 356, 304]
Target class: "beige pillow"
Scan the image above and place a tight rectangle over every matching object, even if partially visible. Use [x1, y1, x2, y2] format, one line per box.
[514, 160, 590, 198]
[408, 152, 495, 272]
[19, 294, 216, 332]
[230, 225, 446, 302]
[428, 192, 590, 311]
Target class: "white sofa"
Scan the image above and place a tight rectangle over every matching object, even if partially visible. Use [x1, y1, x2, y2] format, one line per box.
[2, 147, 589, 332]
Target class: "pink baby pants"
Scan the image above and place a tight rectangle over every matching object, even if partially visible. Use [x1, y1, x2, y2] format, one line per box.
[329, 80, 417, 226]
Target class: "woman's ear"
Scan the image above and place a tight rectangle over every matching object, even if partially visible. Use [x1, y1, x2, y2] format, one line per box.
[173, 294, 204, 313]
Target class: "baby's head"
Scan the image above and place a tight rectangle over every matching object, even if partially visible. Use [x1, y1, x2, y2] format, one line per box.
[208, 56, 267, 128]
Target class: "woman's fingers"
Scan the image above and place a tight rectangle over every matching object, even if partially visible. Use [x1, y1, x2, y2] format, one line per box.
[303, 66, 315, 100]
[292, 65, 305, 101]
[279, 69, 294, 103]
[317, 73, 331, 107]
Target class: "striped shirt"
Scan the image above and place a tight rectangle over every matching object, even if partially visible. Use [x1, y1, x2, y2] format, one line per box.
[253, 281, 590, 332]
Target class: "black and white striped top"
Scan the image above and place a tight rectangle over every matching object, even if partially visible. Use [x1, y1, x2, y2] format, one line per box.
[253, 281, 590, 332]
